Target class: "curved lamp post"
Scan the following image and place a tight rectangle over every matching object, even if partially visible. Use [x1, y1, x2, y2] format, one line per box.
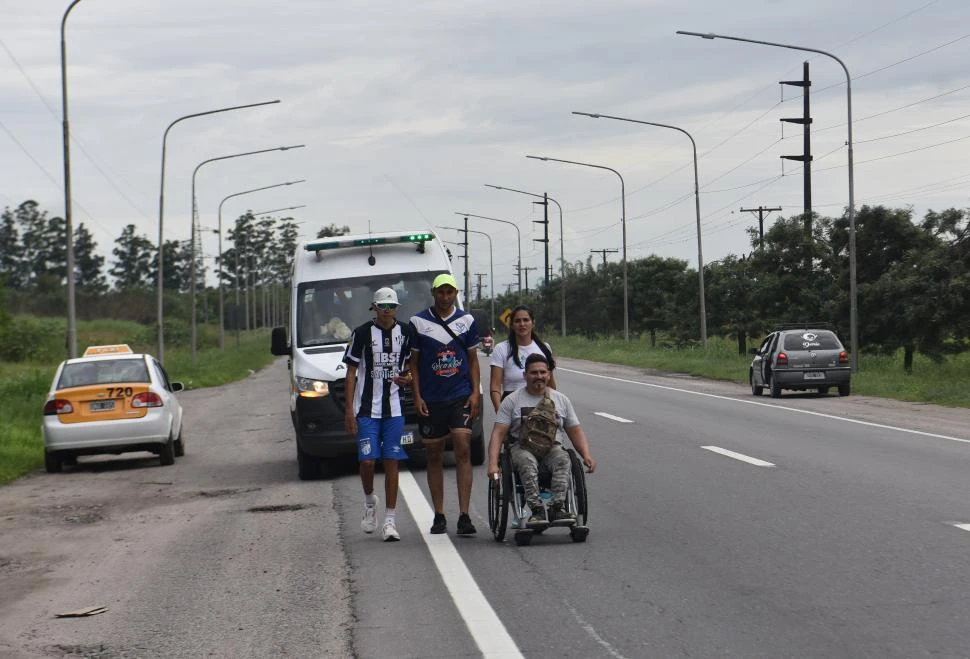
[217, 180, 305, 349]
[677, 29, 857, 370]
[189, 144, 305, 360]
[453, 212, 521, 293]
[156, 99, 280, 363]
[484, 184, 567, 336]
[573, 111, 707, 345]
[527, 155, 629, 341]
[60, 0, 84, 358]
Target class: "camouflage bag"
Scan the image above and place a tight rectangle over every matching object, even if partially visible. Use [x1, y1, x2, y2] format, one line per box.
[521, 393, 558, 458]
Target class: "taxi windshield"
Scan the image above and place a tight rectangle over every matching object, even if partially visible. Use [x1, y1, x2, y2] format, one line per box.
[296, 271, 446, 347]
[58, 359, 150, 388]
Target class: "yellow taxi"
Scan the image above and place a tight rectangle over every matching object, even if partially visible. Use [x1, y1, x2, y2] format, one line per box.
[41, 344, 185, 472]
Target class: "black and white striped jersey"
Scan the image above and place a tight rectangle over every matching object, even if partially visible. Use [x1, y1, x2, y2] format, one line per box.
[342, 320, 411, 419]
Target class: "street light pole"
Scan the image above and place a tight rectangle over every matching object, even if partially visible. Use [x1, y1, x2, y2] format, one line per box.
[573, 111, 707, 345]
[217, 180, 305, 349]
[484, 185, 567, 336]
[156, 99, 280, 364]
[526, 156, 628, 341]
[442, 227, 494, 329]
[60, 0, 84, 358]
[677, 30, 857, 370]
[453, 212, 522, 294]
[189, 144, 305, 360]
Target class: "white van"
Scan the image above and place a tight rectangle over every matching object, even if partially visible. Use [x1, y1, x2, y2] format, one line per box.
[270, 230, 485, 479]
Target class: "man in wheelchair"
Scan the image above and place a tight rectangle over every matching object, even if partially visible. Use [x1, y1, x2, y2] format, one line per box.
[486, 353, 596, 526]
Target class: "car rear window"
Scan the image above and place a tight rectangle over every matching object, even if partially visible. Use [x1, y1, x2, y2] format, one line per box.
[782, 331, 842, 351]
[58, 359, 150, 388]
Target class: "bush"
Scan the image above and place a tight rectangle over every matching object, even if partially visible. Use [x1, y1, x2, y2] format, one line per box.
[0, 316, 65, 362]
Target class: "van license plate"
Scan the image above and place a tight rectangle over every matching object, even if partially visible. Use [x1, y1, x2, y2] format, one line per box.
[803, 372, 824, 380]
[90, 400, 116, 412]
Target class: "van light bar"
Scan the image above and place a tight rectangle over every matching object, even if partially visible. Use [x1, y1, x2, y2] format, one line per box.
[304, 232, 434, 252]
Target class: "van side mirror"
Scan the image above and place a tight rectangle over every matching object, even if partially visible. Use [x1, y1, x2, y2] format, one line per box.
[271, 326, 291, 356]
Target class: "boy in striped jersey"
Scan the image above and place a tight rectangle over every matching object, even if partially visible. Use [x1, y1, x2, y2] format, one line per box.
[343, 287, 413, 542]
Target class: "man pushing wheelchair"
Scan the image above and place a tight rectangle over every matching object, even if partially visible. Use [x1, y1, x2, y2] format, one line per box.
[487, 353, 596, 541]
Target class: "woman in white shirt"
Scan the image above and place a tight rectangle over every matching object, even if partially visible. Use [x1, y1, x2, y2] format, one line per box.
[489, 305, 558, 412]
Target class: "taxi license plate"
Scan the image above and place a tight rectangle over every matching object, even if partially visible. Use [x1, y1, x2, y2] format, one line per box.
[90, 400, 116, 412]
[803, 371, 825, 380]
[400, 431, 414, 446]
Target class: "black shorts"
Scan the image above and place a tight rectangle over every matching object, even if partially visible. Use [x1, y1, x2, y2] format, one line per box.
[419, 396, 473, 439]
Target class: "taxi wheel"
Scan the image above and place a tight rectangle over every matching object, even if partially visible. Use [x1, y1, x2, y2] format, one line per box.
[44, 452, 62, 474]
[173, 429, 185, 457]
[159, 437, 175, 466]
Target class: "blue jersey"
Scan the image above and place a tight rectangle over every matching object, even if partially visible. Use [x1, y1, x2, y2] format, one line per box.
[408, 307, 479, 403]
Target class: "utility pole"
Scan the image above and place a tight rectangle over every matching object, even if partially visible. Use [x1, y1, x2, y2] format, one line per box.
[740, 206, 782, 249]
[780, 61, 813, 233]
[461, 216, 470, 308]
[474, 272, 486, 302]
[532, 195, 550, 287]
[590, 248, 618, 270]
[521, 266, 537, 293]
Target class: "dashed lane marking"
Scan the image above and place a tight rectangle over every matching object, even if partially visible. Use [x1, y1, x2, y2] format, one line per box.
[594, 412, 634, 423]
[701, 445, 776, 467]
[948, 522, 970, 533]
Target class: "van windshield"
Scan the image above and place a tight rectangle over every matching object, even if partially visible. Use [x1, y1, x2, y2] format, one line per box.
[297, 271, 447, 347]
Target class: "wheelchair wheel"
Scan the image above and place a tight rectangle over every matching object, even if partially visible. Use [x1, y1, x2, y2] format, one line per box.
[488, 451, 514, 541]
[569, 450, 588, 526]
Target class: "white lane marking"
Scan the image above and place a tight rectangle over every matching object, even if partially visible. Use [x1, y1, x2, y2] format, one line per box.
[559, 367, 970, 445]
[702, 446, 776, 467]
[594, 412, 634, 423]
[398, 471, 523, 659]
[562, 600, 630, 659]
[949, 522, 970, 533]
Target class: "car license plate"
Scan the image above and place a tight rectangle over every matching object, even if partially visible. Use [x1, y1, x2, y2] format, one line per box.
[400, 431, 414, 446]
[90, 399, 116, 412]
[803, 371, 824, 380]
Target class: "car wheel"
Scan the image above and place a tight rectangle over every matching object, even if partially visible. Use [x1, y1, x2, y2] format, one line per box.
[470, 431, 485, 466]
[297, 441, 323, 480]
[173, 428, 185, 457]
[770, 378, 782, 398]
[750, 372, 763, 396]
[44, 452, 62, 474]
[838, 383, 851, 397]
[159, 436, 176, 466]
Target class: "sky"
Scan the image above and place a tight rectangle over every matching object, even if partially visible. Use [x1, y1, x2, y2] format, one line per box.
[3, 0, 969, 295]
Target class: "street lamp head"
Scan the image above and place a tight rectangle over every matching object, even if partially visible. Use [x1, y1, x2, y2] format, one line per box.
[484, 184, 504, 190]
[676, 30, 717, 39]
[525, 155, 548, 162]
[572, 111, 601, 119]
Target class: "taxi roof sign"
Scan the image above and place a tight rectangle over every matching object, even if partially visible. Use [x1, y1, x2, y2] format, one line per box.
[83, 344, 134, 357]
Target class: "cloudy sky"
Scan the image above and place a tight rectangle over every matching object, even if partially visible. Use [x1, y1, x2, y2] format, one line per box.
[3, 0, 968, 294]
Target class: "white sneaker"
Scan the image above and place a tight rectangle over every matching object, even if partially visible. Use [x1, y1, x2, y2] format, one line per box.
[381, 519, 400, 542]
[361, 497, 379, 533]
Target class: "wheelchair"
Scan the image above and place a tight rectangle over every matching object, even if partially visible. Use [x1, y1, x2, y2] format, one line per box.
[487, 442, 589, 546]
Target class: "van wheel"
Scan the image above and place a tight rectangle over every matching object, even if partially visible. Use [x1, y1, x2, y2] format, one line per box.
[838, 383, 851, 397]
[819, 387, 830, 395]
[750, 372, 763, 396]
[470, 432, 485, 466]
[159, 437, 176, 466]
[44, 452, 62, 474]
[297, 442, 323, 480]
[770, 378, 782, 398]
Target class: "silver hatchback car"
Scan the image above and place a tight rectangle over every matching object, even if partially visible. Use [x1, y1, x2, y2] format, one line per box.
[750, 325, 851, 398]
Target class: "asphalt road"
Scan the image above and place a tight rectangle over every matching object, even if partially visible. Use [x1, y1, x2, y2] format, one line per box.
[2, 355, 969, 658]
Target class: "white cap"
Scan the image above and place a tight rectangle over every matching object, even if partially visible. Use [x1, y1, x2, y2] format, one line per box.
[373, 287, 399, 305]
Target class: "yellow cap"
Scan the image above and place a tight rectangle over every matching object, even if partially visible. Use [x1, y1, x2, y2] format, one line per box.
[432, 273, 459, 290]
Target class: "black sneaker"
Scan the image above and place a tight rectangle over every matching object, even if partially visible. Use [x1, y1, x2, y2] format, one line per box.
[456, 513, 477, 535]
[550, 502, 576, 525]
[430, 513, 447, 534]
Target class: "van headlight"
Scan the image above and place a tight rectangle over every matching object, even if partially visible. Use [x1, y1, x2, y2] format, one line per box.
[295, 376, 330, 397]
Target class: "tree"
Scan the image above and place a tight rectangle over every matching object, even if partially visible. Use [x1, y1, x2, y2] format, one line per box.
[15, 200, 51, 286]
[110, 224, 155, 290]
[0, 208, 22, 287]
[74, 222, 107, 294]
[316, 223, 350, 238]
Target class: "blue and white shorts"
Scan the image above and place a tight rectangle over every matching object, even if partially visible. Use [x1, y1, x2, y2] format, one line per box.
[356, 416, 409, 462]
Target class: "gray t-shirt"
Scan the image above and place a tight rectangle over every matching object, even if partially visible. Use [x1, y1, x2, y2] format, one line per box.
[497, 386, 580, 445]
